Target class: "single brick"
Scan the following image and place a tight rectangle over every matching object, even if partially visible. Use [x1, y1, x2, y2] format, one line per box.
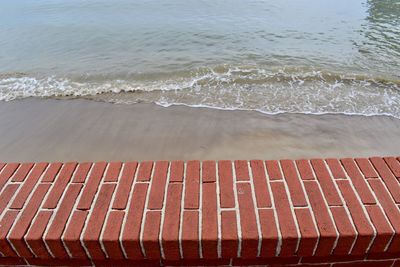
[82, 183, 116, 259]
[137, 161, 153, 181]
[295, 208, 318, 256]
[234, 160, 250, 181]
[112, 161, 137, 209]
[202, 160, 216, 183]
[281, 160, 308, 206]
[265, 160, 282, 180]
[41, 162, 62, 182]
[45, 184, 83, 258]
[181, 210, 199, 259]
[341, 158, 376, 204]
[162, 183, 183, 260]
[304, 181, 337, 256]
[142, 210, 162, 259]
[250, 160, 272, 207]
[330, 206, 357, 255]
[102, 210, 125, 259]
[366, 205, 393, 253]
[63, 210, 89, 258]
[72, 162, 92, 183]
[384, 156, 400, 178]
[10, 162, 48, 209]
[0, 163, 19, 191]
[311, 159, 342, 206]
[77, 162, 107, 210]
[201, 183, 218, 259]
[221, 210, 238, 258]
[170, 160, 184, 182]
[25, 210, 53, 259]
[326, 158, 347, 179]
[336, 180, 374, 255]
[43, 162, 77, 209]
[218, 160, 235, 208]
[184, 160, 200, 209]
[0, 184, 19, 216]
[355, 158, 378, 178]
[148, 161, 169, 210]
[11, 162, 34, 182]
[370, 157, 400, 203]
[237, 183, 258, 258]
[0, 210, 19, 257]
[122, 183, 149, 259]
[258, 209, 278, 257]
[296, 159, 315, 180]
[104, 161, 122, 182]
[270, 182, 298, 256]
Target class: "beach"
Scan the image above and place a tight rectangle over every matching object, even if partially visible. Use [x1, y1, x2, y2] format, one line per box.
[0, 98, 399, 162]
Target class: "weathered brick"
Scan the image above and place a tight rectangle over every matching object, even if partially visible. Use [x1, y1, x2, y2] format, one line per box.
[281, 160, 307, 206]
[366, 205, 393, 253]
[201, 182, 218, 259]
[355, 158, 378, 178]
[265, 160, 282, 180]
[326, 158, 346, 179]
[11, 162, 33, 182]
[170, 160, 184, 182]
[202, 160, 216, 183]
[112, 161, 137, 209]
[384, 156, 400, 178]
[0, 210, 19, 257]
[258, 209, 278, 257]
[102, 210, 125, 259]
[142, 210, 161, 259]
[370, 157, 400, 203]
[104, 161, 122, 182]
[218, 160, 235, 208]
[148, 161, 169, 210]
[42, 162, 62, 182]
[77, 162, 107, 210]
[330, 206, 356, 255]
[184, 160, 200, 209]
[181, 210, 199, 259]
[63, 210, 89, 259]
[311, 159, 342, 206]
[0, 163, 19, 191]
[0, 184, 19, 216]
[25, 210, 53, 259]
[72, 162, 92, 183]
[250, 160, 272, 207]
[234, 160, 250, 181]
[295, 208, 318, 256]
[296, 159, 315, 180]
[137, 161, 153, 181]
[221, 210, 238, 258]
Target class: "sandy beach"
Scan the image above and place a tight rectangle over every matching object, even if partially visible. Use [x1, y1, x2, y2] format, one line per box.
[0, 98, 399, 162]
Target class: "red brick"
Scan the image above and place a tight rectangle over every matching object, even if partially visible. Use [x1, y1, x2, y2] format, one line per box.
[302, 255, 365, 264]
[0, 210, 19, 257]
[270, 182, 298, 256]
[333, 260, 394, 267]
[0, 257, 26, 265]
[366, 205, 393, 253]
[326, 158, 346, 179]
[304, 181, 337, 256]
[258, 209, 278, 257]
[45, 184, 83, 258]
[311, 159, 342, 206]
[72, 162, 92, 183]
[355, 158, 378, 178]
[162, 183, 183, 260]
[201, 182, 218, 259]
[295, 208, 318, 256]
[26, 258, 92, 266]
[0, 183, 19, 216]
[234, 160, 250, 181]
[237, 183, 258, 258]
[83, 183, 116, 259]
[296, 159, 315, 180]
[232, 257, 299, 266]
[43, 162, 77, 209]
[384, 156, 400, 178]
[104, 161, 122, 182]
[147, 161, 169, 210]
[77, 162, 107, 210]
[218, 160, 235, 208]
[8, 183, 50, 258]
[112, 161, 137, 209]
[170, 160, 184, 182]
[265, 160, 282, 180]
[0, 162, 4, 172]
[370, 157, 400, 203]
[368, 179, 400, 253]
[341, 158, 376, 204]
[181, 210, 199, 259]
[330, 206, 356, 255]
[202, 160, 216, 183]
[336, 180, 374, 255]
[10, 162, 48, 209]
[11, 162, 33, 182]
[25, 210, 53, 258]
[281, 160, 307, 206]
[137, 161, 153, 181]
[42, 162, 62, 182]
[0, 163, 19, 191]
[184, 160, 200, 209]
[63, 210, 89, 259]
[221, 210, 238, 258]
[122, 183, 148, 259]
[102, 210, 125, 259]
[142, 210, 161, 259]
[250, 160, 272, 207]
[164, 259, 231, 266]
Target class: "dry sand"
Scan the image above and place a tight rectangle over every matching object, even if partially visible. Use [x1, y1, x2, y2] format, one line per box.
[0, 98, 399, 162]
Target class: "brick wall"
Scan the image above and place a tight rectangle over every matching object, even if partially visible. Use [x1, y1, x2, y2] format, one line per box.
[0, 157, 400, 266]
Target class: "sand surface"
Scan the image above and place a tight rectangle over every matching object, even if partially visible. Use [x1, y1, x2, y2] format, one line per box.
[0, 98, 399, 162]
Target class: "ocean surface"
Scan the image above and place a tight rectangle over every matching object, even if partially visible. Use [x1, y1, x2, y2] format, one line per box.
[0, 0, 399, 117]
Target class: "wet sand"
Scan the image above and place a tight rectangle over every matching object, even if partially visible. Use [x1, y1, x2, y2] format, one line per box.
[0, 98, 399, 162]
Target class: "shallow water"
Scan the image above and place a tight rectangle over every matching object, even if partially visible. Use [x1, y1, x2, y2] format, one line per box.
[0, 0, 399, 117]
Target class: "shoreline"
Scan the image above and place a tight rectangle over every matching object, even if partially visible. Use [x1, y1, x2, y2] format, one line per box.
[0, 98, 400, 162]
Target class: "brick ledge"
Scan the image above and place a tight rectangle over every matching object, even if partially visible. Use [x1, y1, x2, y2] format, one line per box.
[0, 157, 400, 266]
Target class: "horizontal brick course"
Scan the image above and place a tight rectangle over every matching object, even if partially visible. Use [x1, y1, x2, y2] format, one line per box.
[0, 157, 400, 266]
